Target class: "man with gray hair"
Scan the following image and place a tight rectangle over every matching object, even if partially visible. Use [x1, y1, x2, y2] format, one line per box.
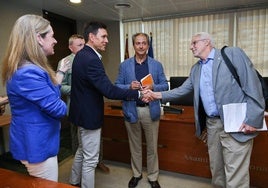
[144, 32, 265, 188]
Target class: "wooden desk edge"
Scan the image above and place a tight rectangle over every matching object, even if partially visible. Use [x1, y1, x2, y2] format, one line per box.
[0, 168, 77, 188]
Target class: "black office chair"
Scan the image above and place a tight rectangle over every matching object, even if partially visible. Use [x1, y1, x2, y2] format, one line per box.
[169, 77, 194, 106]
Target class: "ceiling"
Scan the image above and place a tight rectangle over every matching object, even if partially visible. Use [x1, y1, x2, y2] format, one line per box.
[14, 0, 268, 22]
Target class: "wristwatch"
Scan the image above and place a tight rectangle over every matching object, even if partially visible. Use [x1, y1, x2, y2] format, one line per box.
[56, 70, 66, 76]
[138, 90, 144, 99]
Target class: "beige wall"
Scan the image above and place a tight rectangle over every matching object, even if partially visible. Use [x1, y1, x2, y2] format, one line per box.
[0, 1, 121, 152]
[102, 21, 121, 82]
[0, 1, 41, 96]
[0, 1, 121, 99]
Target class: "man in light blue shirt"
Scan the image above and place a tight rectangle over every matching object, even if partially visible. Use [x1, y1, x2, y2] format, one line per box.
[144, 32, 264, 188]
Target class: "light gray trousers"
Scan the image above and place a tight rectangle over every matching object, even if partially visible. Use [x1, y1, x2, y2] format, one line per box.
[69, 126, 101, 188]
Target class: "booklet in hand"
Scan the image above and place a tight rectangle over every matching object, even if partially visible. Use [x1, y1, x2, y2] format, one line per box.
[141, 74, 154, 87]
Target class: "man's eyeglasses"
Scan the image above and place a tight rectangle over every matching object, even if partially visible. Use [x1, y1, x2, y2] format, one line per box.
[190, 39, 207, 46]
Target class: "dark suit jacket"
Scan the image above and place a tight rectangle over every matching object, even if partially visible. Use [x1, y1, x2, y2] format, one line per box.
[69, 45, 138, 130]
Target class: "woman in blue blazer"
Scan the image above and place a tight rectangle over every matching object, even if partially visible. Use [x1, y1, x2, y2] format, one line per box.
[1, 14, 69, 181]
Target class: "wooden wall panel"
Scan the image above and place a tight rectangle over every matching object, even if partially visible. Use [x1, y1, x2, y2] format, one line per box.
[102, 102, 268, 187]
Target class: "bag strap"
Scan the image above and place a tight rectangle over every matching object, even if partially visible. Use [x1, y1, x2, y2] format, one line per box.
[221, 46, 241, 87]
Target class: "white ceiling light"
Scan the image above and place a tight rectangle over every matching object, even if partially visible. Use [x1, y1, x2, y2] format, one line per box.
[70, 0, 81, 4]
[114, 3, 131, 9]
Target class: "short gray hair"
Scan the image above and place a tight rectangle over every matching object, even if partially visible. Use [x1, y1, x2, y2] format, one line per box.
[193, 32, 215, 47]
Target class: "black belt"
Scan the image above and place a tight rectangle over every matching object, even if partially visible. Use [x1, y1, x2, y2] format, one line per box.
[207, 116, 220, 119]
[136, 103, 149, 107]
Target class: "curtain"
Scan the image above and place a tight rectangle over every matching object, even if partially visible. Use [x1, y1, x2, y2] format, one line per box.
[236, 9, 268, 75]
[123, 8, 268, 79]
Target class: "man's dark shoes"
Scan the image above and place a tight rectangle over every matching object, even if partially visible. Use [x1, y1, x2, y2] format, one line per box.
[128, 175, 142, 188]
[148, 180, 161, 188]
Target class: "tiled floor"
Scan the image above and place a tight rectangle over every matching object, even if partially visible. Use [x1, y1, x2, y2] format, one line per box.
[59, 156, 213, 188]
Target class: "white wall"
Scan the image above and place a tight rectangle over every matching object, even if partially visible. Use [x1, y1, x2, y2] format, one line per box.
[102, 21, 121, 82]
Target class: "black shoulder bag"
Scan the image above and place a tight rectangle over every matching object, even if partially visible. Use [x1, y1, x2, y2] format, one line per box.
[221, 46, 268, 110]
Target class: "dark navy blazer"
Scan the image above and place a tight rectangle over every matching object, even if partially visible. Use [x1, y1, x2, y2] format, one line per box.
[69, 45, 138, 130]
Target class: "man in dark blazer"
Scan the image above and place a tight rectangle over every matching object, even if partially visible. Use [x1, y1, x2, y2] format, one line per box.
[144, 32, 265, 188]
[69, 22, 141, 188]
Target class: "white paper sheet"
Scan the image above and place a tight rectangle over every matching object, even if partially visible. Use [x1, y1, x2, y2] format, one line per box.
[222, 103, 267, 133]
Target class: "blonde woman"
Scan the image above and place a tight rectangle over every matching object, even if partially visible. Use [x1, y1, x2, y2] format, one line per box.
[1, 14, 70, 181]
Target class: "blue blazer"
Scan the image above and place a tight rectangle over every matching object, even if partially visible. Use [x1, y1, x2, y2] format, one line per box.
[7, 64, 67, 163]
[161, 47, 265, 142]
[115, 56, 169, 123]
[69, 45, 139, 130]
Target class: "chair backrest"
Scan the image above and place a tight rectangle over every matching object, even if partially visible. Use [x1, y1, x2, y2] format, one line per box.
[262, 77, 268, 87]
[169, 77, 194, 106]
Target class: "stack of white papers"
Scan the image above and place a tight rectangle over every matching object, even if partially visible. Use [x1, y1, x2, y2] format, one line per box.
[223, 103, 267, 133]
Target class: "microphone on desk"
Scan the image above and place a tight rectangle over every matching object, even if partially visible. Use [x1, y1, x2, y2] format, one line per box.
[161, 104, 183, 114]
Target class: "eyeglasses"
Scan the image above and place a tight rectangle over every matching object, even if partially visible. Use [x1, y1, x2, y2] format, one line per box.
[190, 39, 207, 46]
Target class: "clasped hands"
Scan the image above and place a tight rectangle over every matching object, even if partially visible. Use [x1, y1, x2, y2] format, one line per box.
[130, 81, 160, 102]
[141, 89, 156, 103]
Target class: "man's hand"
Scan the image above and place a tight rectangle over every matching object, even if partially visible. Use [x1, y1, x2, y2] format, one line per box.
[142, 84, 153, 90]
[58, 57, 71, 73]
[130, 81, 142, 90]
[141, 90, 162, 103]
[239, 123, 257, 134]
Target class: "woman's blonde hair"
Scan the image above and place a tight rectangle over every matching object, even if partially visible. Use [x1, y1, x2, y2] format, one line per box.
[2, 14, 57, 85]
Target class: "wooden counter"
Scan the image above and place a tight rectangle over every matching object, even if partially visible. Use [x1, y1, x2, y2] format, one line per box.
[0, 168, 77, 188]
[102, 102, 268, 187]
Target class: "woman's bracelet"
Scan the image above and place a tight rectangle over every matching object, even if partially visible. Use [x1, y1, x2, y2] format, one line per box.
[56, 70, 66, 76]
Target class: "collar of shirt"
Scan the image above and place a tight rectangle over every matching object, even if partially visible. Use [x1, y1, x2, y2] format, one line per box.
[86, 44, 102, 60]
[199, 48, 215, 64]
[134, 56, 148, 65]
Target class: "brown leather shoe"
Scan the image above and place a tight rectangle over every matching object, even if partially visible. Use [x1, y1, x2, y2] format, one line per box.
[97, 162, 110, 173]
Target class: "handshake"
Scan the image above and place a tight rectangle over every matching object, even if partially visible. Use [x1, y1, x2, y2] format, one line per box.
[131, 80, 162, 102]
[140, 89, 161, 103]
